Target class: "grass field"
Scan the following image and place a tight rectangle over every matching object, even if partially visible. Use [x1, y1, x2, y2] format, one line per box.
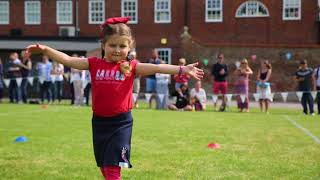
[0, 103, 319, 179]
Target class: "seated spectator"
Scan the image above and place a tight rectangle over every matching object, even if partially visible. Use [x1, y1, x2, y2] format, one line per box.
[168, 84, 192, 111]
[190, 81, 207, 111]
[173, 58, 190, 96]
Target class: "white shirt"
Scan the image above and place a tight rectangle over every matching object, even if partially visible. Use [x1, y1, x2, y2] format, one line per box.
[190, 88, 207, 105]
[70, 68, 83, 82]
[156, 73, 170, 84]
[55, 64, 64, 81]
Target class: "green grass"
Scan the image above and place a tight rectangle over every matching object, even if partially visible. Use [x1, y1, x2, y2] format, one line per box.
[0, 103, 319, 179]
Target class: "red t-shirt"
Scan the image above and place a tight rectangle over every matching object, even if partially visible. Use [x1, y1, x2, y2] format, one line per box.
[174, 74, 190, 83]
[88, 57, 138, 117]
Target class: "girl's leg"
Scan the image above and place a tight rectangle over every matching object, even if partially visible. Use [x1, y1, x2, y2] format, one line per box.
[100, 166, 121, 180]
[259, 99, 263, 112]
[265, 100, 269, 113]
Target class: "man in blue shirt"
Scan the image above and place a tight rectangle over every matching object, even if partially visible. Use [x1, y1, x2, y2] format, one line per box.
[37, 55, 53, 104]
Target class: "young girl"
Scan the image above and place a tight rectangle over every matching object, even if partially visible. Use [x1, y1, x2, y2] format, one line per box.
[173, 58, 190, 96]
[256, 60, 272, 113]
[26, 17, 203, 180]
[233, 58, 253, 112]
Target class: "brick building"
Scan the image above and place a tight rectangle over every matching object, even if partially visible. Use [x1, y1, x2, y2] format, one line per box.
[0, 0, 320, 92]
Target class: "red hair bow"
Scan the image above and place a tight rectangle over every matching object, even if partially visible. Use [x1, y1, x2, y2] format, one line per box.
[101, 17, 131, 28]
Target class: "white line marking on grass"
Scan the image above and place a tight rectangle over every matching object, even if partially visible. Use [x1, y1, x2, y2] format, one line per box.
[284, 115, 320, 145]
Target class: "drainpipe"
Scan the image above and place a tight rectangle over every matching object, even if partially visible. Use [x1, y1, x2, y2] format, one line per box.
[75, 0, 80, 36]
[184, 0, 188, 27]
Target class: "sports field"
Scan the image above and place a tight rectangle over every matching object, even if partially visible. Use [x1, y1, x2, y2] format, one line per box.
[0, 103, 319, 179]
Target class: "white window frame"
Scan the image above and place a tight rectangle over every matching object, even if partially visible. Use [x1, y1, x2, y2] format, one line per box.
[282, 0, 301, 20]
[56, 0, 73, 24]
[0, 1, 9, 24]
[155, 48, 172, 64]
[88, 0, 105, 24]
[235, 1, 269, 18]
[154, 0, 171, 23]
[121, 0, 138, 24]
[205, 0, 223, 22]
[25, 1, 41, 25]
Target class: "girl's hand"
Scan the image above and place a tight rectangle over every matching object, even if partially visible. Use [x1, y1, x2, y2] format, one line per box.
[26, 44, 46, 55]
[183, 62, 204, 80]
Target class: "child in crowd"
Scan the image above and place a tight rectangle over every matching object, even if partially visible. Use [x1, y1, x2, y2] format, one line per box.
[168, 84, 193, 111]
[26, 17, 203, 180]
[190, 81, 207, 111]
[173, 58, 190, 96]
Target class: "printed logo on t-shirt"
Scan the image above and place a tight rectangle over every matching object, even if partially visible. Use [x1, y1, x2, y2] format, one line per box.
[95, 69, 125, 81]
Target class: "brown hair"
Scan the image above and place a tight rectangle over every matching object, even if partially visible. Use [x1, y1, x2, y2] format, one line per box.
[100, 23, 135, 76]
[264, 60, 272, 70]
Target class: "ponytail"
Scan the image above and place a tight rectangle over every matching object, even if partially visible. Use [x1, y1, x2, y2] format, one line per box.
[119, 61, 132, 76]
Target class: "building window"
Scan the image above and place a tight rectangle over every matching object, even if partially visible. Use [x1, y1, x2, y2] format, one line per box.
[206, 0, 223, 22]
[57, 1, 73, 24]
[283, 0, 301, 20]
[89, 0, 105, 24]
[121, 0, 138, 24]
[155, 48, 172, 64]
[154, 0, 171, 23]
[235, 1, 269, 18]
[0, 1, 9, 24]
[25, 1, 41, 25]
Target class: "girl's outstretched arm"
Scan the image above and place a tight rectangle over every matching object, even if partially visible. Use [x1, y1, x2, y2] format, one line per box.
[136, 62, 204, 80]
[26, 44, 89, 70]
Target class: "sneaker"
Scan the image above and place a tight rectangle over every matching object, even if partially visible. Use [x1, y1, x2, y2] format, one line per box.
[311, 113, 315, 116]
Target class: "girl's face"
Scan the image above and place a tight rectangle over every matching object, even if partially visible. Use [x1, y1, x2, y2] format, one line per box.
[104, 35, 131, 62]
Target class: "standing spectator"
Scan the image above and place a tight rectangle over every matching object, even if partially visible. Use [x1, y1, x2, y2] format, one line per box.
[295, 60, 315, 115]
[83, 69, 91, 106]
[190, 81, 207, 111]
[18, 51, 32, 103]
[173, 58, 190, 96]
[313, 64, 320, 115]
[71, 67, 84, 106]
[69, 54, 79, 105]
[234, 59, 253, 113]
[256, 60, 272, 113]
[168, 84, 192, 111]
[155, 60, 170, 109]
[37, 55, 53, 104]
[6, 52, 21, 103]
[0, 58, 3, 103]
[130, 51, 141, 108]
[211, 53, 228, 111]
[53, 62, 64, 103]
[146, 49, 161, 108]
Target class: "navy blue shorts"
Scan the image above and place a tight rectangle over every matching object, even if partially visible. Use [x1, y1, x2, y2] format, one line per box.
[92, 112, 133, 168]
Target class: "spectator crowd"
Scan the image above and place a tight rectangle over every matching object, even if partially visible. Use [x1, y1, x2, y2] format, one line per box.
[0, 50, 319, 115]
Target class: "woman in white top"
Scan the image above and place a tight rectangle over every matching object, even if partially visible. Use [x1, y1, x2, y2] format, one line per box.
[155, 60, 170, 109]
[53, 62, 64, 103]
[190, 81, 207, 110]
[71, 67, 84, 106]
